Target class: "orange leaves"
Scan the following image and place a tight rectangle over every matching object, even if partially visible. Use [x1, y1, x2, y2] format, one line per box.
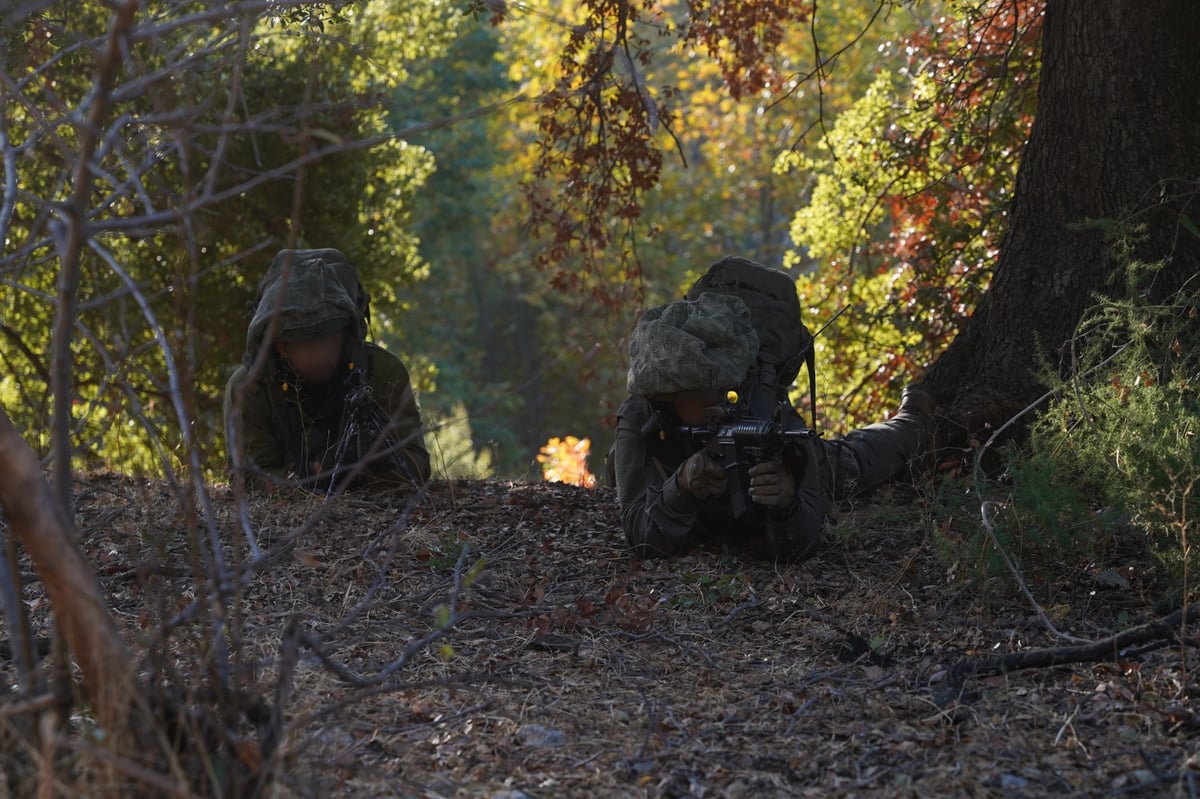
[536, 435, 598, 488]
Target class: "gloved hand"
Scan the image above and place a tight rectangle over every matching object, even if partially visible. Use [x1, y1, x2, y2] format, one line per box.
[748, 460, 795, 510]
[676, 450, 728, 500]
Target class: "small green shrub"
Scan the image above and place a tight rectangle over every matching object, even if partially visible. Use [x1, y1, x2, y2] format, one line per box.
[1004, 441, 1121, 561]
[928, 471, 1014, 586]
[931, 249, 1200, 604]
[671, 569, 751, 608]
[1022, 263, 1200, 592]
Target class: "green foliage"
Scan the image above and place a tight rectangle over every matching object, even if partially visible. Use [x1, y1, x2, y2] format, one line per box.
[942, 252, 1200, 596]
[1005, 443, 1117, 560]
[1, 1, 456, 476]
[392, 1, 932, 476]
[1027, 271, 1200, 584]
[388, 19, 539, 474]
[2, 0, 1047, 483]
[670, 568, 750, 608]
[418, 532, 470, 571]
[779, 0, 1040, 432]
[928, 445, 1119, 597]
[425, 403, 496, 480]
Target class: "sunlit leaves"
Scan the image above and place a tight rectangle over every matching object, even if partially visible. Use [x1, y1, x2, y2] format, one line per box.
[682, 0, 812, 100]
[779, 0, 1042, 430]
[390, 1, 962, 470]
[537, 435, 598, 488]
[0, 1, 454, 473]
[522, 0, 668, 300]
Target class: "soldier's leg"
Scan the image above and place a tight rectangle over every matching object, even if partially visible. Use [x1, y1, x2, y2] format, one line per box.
[817, 385, 934, 500]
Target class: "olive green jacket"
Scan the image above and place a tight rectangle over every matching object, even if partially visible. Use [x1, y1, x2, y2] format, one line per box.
[225, 249, 429, 490]
[224, 343, 430, 489]
[611, 394, 928, 560]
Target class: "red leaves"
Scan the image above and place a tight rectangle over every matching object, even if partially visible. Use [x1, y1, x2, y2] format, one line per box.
[683, 0, 812, 100]
[523, 2, 667, 303]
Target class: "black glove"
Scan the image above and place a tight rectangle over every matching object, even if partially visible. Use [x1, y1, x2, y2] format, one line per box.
[748, 461, 795, 510]
[676, 450, 728, 500]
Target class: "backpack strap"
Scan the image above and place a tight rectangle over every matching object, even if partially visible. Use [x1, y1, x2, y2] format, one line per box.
[805, 344, 817, 432]
[273, 360, 311, 479]
[651, 456, 670, 482]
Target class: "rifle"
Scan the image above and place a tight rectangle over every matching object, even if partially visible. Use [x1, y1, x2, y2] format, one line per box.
[645, 303, 844, 517]
[676, 384, 817, 518]
[327, 374, 415, 496]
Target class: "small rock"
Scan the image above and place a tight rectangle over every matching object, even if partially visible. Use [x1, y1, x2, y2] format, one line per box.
[517, 723, 567, 748]
[1094, 569, 1132, 590]
[725, 779, 750, 797]
[999, 773, 1029, 789]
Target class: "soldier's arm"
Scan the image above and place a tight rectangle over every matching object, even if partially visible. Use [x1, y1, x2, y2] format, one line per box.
[224, 367, 290, 487]
[614, 397, 700, 558]
[771, 437, 829, 560]
[368, 346, 432, 484]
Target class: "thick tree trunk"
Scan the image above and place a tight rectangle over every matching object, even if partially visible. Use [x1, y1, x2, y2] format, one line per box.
[924, 0, 1200, 442]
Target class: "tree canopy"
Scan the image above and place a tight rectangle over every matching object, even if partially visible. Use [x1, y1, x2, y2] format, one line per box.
[1, 0, 453, 475]
[4, 0, 1195, 477]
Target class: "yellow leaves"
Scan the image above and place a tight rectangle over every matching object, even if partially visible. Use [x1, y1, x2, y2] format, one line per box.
[536, 435, 597, 489]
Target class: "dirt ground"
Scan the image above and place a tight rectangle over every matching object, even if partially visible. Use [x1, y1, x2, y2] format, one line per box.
[7, 474, 1200, 798]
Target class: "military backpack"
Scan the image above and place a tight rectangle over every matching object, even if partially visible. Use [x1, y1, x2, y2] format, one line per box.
[685, 256, 817, 428]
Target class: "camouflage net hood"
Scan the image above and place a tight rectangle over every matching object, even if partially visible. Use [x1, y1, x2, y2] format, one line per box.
[243, 249, 368, 369]
[685, 256, 810, 390]
[627, 292, 760, 398]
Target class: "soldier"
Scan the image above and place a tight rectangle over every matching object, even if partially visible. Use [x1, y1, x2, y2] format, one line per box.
[223, 249, 430, 491]
[611, 275, 934, 561]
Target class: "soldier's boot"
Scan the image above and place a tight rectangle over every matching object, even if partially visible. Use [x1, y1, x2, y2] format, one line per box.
[896, 382, 937, 466]
[831, 383, 937, 498]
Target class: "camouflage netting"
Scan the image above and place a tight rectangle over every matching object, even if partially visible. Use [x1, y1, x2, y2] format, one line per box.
[243, 249, 367, 367]
[627, 292, 759, 398]
[685, 256, 810, 389]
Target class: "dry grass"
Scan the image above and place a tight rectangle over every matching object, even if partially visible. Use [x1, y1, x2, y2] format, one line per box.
[4, 474, 1200, 797]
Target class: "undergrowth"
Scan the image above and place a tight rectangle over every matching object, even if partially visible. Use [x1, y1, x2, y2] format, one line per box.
[939, 253, 1200, 606]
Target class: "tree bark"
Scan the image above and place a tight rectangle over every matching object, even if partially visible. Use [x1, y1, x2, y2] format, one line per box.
[0, 407, 141, 751]
[924, 0, 1200, 442]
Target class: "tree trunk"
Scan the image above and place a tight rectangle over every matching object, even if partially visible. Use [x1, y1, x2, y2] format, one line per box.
[924, 0, 1200, 442]
[0, 408, 143, 754]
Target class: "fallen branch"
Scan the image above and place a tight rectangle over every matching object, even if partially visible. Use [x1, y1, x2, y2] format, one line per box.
[951, 605, 1195, 679]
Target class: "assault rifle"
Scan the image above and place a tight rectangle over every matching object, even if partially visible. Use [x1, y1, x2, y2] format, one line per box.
[677, 380, 818, 518]
[327, 376, 415, 496]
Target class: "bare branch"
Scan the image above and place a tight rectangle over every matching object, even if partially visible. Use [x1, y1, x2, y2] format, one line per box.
[50, 0, 140, 511]
[0, 130, 17, 242]
[0, 528, 39, 694]
[0, 405, 142, 747]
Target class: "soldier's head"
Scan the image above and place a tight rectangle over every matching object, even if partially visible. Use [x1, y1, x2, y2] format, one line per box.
[662, 389, 724, 425]
[243, 249, 368, 377]
[274, 318, 349, 385]
[626, 292, 759, 419]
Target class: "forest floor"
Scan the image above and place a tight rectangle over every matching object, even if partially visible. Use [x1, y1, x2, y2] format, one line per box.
[8, 473, 1200, 798]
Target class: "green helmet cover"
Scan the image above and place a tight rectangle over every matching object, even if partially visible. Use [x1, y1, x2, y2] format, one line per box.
[627, 292, 760, 398]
